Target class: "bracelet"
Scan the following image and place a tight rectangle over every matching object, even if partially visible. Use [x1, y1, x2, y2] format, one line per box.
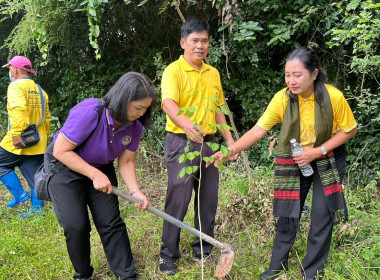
[131, 187, 139, 195]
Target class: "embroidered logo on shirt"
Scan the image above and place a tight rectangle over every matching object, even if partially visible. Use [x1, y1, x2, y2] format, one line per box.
[122, 136, 132, 145]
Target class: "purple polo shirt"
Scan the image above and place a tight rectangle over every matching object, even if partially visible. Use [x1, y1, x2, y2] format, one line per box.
[53, 98, 144, 167]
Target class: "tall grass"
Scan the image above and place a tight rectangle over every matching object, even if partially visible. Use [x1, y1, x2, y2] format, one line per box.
[0, 151, 379, 279]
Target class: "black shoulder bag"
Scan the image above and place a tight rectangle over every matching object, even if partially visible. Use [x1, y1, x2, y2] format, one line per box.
[8, 84, 45, 148]
[34, 98, 105, 200]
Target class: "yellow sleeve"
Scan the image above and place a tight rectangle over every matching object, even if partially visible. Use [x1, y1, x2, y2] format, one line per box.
[161, 65, 180, 106]
[7, 83, 29, 136]
[256, 89, 288, 131]
[215, 71, 225, 107]
[329, 86, 357, 132]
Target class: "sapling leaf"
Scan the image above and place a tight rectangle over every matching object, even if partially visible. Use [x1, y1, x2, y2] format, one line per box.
[177, 107, 186, 116]
[218, 159, 224, 170]
[203, 156, 215, 163]
[186, 166, 194, 174]
[178, 154, 187, 163]
[220, 105, 230, 115]
[206, 142, 219, 151]
[184, 144, 190, 153]
[178, 167, 186, 178]
[188, 107, 196, 117]
[188, 106, 196, 113]
[221, 145, 230, 156]
[222, 124, 232, 131]
[187, 151, 200, 160]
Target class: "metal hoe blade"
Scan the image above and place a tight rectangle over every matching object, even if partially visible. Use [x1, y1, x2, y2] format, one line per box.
[214, 244, 235, 279]
[112, 187, 235, 278]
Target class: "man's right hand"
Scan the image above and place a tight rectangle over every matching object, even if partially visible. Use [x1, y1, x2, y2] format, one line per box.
[12, 136, 26, 149]
[183, 123, 205, 143]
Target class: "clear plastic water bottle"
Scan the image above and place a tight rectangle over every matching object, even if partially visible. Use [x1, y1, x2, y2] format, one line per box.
[290, 139, 314, 177]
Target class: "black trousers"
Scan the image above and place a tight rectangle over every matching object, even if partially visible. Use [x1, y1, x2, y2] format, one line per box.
[160, 133, 219, 260]
[268, 145, 347, 278]
[49, 158, 136, 280]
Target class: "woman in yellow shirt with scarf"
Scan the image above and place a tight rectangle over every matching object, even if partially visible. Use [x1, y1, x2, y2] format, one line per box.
[208, 47, 357, 280]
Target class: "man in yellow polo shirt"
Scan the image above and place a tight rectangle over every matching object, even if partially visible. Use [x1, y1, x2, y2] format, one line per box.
[159, 17, 236, 275]
[1, 56, 50, 218]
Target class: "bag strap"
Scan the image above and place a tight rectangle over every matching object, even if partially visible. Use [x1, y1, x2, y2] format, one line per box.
[36, 84, 45, 125]
[75, 98, 105, 150]
[7, 83, 45, 130]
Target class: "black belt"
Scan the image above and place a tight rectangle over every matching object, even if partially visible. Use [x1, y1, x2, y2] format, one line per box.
[169, 132, 215, 142]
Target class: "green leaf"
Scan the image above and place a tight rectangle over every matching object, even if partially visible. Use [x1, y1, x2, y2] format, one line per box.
[178, 154, 187, 163]
[178, 167, 186, 179]
[186, 166, 195, 174]
[220, 105, 230, 115]
[206, 142, 219, 151]
[188, 106, 196, 113]
[203, 156, 215, 163]
[217, 159, 224, 171]
[90, 40, 98, 49]
[177, 107, 186, 116]
[221, 145, 230, 157]
[218, 24, 229, 32]
[93, 25, 100, 37]
[222, 124, 232, 131]
[208, 124, 216, 130]
[187, 151, 200, 160]
[184, 144, 190, 153]
[192, 166, 199, 173]
[89, 8, 97, 17]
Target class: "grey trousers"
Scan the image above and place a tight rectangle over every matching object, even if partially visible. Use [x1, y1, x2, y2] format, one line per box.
[160, 133, 219, 260]
[268, 145, 347, 279]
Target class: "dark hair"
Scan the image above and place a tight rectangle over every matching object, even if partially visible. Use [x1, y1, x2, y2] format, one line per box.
[285, 47, 328, 104]
[181, 17, 210, 39]
[103, 72, 156, 128]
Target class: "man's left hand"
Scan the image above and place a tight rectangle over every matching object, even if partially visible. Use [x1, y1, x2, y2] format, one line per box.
[12, 136, 26, 149]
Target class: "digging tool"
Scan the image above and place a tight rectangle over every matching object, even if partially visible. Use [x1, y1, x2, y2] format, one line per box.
[112, 187, 235, 279]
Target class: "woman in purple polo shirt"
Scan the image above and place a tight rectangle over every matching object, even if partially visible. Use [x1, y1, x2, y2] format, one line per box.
[46, 72, 156, 280]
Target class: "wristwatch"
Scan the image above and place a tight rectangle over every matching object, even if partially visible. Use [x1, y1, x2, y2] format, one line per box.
[320, 145, 327, 155]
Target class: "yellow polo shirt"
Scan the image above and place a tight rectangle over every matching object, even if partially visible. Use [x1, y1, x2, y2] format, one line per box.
[257, 84, 357, 147]
[161, 55, 225, 134]
[1, 78, 51, 155]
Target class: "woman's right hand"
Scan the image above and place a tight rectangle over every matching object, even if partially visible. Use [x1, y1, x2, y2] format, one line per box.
[92, 170, 113, 194]
[205, 151, 230, 168]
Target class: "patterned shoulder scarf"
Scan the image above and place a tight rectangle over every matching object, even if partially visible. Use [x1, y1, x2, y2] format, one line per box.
[273, 87, 347, 221]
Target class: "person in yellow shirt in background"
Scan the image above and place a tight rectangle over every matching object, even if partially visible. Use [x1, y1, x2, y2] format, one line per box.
[208, 47, 357, 280]
[158, 17, 237, 276]
[1, 56, 51, 218]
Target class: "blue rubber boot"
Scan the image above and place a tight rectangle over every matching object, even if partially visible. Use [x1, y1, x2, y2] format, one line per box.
[0, 171, 30, 208]
[19, 188, 44, 219]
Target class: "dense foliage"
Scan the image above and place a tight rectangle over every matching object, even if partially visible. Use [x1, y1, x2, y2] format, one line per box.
[0, 0, 379, 185]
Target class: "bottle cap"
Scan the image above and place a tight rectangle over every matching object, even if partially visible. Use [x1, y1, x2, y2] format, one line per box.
[290, 139, 296, 143]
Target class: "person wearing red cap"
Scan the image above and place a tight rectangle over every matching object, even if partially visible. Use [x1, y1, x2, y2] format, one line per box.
[0, 55, 51, 218]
